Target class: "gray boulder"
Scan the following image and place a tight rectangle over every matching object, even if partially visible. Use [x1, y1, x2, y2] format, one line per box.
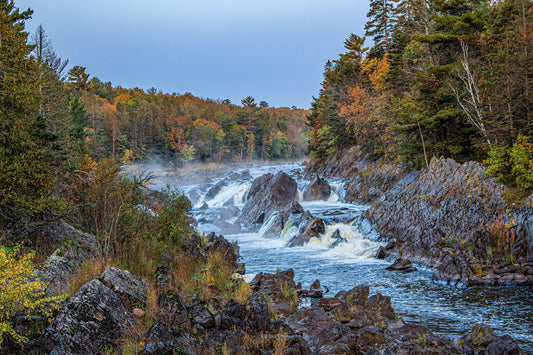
[38, 279, 135, 354]
[261, 201, 304, 238]
[238, 171, 298, 228]
[287, 212, 325, 247]
[98, 267, 149, 311]
[38, 222, 99, 295]
[303, 176, 331, 201]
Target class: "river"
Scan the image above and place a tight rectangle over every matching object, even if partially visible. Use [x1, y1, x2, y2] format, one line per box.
[144, 161, 533, 351]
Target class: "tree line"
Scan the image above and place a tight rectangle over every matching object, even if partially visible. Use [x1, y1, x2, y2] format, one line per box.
[307, 0, 532, 190]
[0, 0, 308, 225]
[74, 73, 308, 165]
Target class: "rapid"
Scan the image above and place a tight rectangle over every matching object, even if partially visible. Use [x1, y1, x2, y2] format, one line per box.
[140, 161, 533, 351]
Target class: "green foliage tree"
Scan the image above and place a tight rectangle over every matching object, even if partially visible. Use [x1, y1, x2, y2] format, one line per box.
[0, 2, 59, 223]
[68, 65, 89, 91]
[365, 0, 395, 57]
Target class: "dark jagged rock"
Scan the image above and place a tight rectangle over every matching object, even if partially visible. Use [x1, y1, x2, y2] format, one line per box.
[455, 325, 524, 354]
[235, 263, 246, 275]
[375, 246, 387, 259]
[287, 212, 325, 247]
[261, 201, 304, 238]
[385, 258, 417, 272]
[285, 283, 468, 354]
[237, 171, 298, 229]
[98, 267, 149, 311]
[329, 229, 347, 248]
[308, 279, 323, 298]
[37, 279, 136, 354]
[433, 253, 470, 285]
[156, 291, 191, 329]
[249, 269, 298, 316]
[205, 179, 228, 201]
[142, 321, 205, 354]
[191, 305, 215, 329]
[204, 233, 239, 270]
[303, 176, 331, 201]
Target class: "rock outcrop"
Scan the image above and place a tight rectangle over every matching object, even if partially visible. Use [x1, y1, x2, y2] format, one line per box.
[37, 222, 99, 295]
[303, 176, 331, 201]
[261, 201, 304, 238]
[30, 259, 523, 355]
[37, 278, 138, 354]
[287, 211, 326, 247]
[311, 147, 533, 286]
[307, 146, 405, 204]
[237, 171, 298, 229]
[366, 156, 533, 285]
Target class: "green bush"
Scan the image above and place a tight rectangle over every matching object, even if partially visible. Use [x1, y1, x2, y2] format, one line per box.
[484, 135, 533, 192]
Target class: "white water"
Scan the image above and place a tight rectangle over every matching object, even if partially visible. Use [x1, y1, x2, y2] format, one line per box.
[144, 161, 533, 351]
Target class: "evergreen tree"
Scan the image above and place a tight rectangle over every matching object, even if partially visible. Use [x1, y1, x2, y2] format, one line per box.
[0, 2, 54, 222]
[365, 0, 396, 57]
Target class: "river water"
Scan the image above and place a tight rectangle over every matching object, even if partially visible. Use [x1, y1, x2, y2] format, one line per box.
[146, 161, 533, 351]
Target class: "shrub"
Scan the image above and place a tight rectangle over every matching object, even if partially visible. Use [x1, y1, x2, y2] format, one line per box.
[485, 135, 533, 193]
[0, 246, 64, 346]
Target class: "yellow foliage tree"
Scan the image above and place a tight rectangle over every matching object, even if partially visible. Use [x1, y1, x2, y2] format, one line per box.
[0, 246, 63, 346]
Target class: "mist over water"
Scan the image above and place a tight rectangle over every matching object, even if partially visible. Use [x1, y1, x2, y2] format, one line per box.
[134, 160, 533, 351]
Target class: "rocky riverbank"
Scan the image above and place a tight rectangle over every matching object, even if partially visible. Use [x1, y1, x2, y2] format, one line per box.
[4, 222, 523, 354]
[306, 147, 533, 286]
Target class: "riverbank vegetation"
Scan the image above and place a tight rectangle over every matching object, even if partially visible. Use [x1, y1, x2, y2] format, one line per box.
[0, 1, 249, 346]
[307, 0, 532, 193]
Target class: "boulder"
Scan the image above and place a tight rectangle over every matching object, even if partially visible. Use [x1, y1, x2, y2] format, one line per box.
[329, 229, 347, 248]
[456, 325, 523, 354]
[249, 269, 298, 316]
[142, 322, 203, 354]
[308, 279, 323, 298]
[205, 179, 228, 201]
[156, 291, 191, 328]
[220, 295, 270, 333]
[375, 246, 387, 259]
[37, 279, 135, 354]
[97, 267, 149, 311]
[433, 254, 470, 285]
[191, 305, 215, 329]
[287, 212, 325, 247]
[385, 258, 417, 272]
[237, 172, 298, 228]
[261, 201, 304, 238]
[303, 176, 331, 201]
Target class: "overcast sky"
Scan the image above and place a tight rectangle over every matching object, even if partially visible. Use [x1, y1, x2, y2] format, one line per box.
[17, 0, 368, 108]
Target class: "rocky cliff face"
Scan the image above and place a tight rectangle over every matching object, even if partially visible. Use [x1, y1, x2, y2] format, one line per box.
[310, 149, 533, 286]
[307, 146, 405, 204]
[367, 157, 533, 285]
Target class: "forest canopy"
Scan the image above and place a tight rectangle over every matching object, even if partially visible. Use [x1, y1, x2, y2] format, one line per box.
[307, 0, 532, 191]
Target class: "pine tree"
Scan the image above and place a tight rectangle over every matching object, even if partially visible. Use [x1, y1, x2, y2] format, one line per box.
[365, 0, 396, 57]
[0, 1, 55, 222]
